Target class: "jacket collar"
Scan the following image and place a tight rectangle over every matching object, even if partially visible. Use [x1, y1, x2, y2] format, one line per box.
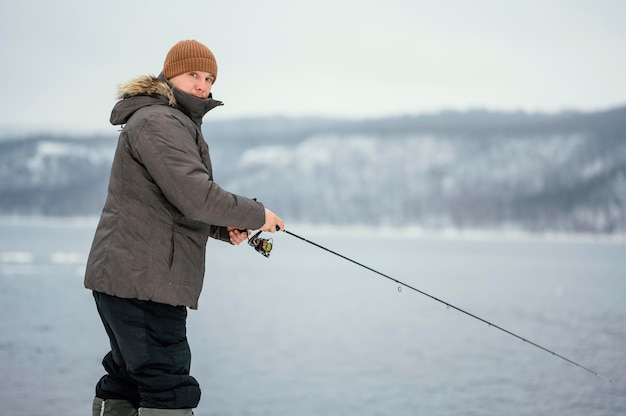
[110, 74, 223, 126]
[159, 74, 223, 125]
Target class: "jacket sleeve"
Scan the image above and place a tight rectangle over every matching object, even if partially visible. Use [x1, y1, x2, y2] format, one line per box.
[209, 225, 231, 242]
[130, 111, 266, 229]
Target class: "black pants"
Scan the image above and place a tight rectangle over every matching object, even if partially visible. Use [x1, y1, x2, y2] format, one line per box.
[93, 291, 201, 409]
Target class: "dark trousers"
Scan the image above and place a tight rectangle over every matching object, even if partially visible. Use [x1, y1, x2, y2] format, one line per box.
[93, 291, 201, 409]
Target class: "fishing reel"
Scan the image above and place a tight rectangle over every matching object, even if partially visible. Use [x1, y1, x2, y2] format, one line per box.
[248, 230, 273, 258]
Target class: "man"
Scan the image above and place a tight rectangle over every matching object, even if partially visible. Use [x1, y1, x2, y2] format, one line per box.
[85, 39, 284, 416]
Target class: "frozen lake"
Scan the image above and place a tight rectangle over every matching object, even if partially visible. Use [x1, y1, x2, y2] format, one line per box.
[0, 218, 624, 415]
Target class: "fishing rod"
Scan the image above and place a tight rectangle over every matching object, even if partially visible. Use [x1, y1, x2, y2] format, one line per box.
[249, 226, 611, 383]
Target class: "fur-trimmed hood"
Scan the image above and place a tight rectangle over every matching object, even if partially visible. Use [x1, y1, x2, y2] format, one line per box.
[117, 74, 177, 106]
[110, 74, 222, 126]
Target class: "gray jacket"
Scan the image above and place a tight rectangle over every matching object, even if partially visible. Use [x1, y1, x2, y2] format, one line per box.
[84, 75, 265, 309]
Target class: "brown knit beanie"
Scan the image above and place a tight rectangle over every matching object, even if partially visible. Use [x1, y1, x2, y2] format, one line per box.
[162, 40, 218, 82]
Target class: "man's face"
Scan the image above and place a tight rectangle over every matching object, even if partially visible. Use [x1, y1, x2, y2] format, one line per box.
[168, 71, 215, 99]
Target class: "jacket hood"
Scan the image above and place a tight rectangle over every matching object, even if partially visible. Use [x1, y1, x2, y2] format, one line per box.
[110, 74, 223, 126]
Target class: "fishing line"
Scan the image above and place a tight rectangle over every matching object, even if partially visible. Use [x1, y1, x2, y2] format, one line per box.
[280, 228, 611, 383]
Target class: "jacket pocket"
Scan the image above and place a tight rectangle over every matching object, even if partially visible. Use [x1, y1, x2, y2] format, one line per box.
[168, 224, 208, 286]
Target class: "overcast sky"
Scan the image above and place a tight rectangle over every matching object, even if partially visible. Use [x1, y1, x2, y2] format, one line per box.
[1, 0, 625, 133]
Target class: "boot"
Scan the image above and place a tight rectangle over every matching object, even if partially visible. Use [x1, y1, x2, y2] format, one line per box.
[137, 408, 193, 416]
[92, 397, 138, 416]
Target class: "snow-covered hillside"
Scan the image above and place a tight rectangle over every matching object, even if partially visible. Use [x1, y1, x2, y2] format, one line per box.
[1, 107, 625, 234]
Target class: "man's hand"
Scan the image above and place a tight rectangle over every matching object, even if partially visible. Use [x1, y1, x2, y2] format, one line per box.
[259, 208, 285, 232]
[227, 227, 250, 245]
[228, 208, 283, 245]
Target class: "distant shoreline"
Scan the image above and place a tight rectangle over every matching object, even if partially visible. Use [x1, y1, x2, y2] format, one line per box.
[1, 215, 624, 245]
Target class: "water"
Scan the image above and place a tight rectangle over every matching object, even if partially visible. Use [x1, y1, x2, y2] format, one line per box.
[0, 218, 624, 415]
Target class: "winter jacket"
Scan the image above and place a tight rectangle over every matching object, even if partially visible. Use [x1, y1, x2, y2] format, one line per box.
[84, 75, 265, 309]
